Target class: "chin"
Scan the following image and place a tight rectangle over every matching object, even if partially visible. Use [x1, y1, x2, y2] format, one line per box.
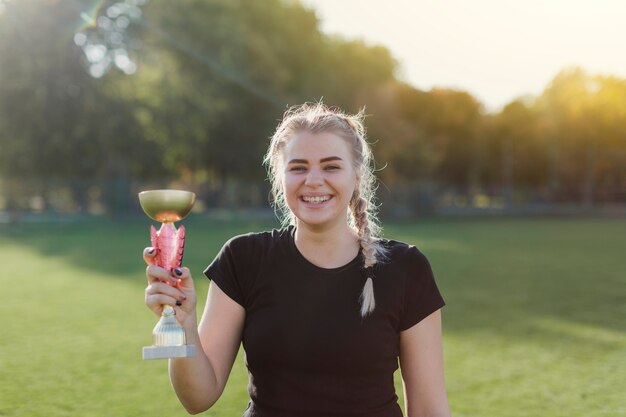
[296, 212, 347, 230]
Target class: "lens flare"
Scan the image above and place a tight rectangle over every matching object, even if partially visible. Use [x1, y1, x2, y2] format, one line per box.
[75, 0, 104, 32]
[74, 0, 143, 78]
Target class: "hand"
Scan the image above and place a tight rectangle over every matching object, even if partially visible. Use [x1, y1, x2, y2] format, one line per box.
[143, 247, 198, 329]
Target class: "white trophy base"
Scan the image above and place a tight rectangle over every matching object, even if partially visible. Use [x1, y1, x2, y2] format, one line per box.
[143, 345, 196, 360]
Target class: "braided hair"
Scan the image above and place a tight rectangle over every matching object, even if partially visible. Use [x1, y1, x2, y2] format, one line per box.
[264, 103, 387, 317]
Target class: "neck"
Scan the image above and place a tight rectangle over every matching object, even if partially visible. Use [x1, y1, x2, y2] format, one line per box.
[293, 218, 360, 268]
[294, 217, 356, 245]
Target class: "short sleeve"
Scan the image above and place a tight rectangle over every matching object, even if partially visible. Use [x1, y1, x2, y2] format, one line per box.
[398, 248, 446, 331]
[203, 235, 257, 308]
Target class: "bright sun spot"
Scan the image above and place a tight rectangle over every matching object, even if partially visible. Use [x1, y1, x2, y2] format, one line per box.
[302, 0, 626, 111]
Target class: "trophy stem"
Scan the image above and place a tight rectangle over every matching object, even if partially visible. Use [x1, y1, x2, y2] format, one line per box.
[143, 305, 196, 360]
[153, 305, 186, 346]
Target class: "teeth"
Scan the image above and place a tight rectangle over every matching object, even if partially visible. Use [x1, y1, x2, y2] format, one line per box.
[303, 196, 330, 203]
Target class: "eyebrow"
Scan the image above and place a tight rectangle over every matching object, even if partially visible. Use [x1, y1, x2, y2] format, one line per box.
[288, 156, 344, 164]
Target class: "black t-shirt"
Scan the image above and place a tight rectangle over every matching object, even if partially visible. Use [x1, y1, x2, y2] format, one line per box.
[204, 226, 445, 417]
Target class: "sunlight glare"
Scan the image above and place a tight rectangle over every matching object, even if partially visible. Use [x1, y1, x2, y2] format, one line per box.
[73, 32, 87, 47]
[107, 5, 121, 19]
[302, 0, 626, 112]
[96, 15, 111, 29]
[116, 15, 130, 29]
[114, 51, 137, 74]
[74, 0, 145, 78]
[76, 0, 105, 32]
[79, 11, 96, 29]
[89, 61, 108, 78]
[85, 44, 107, 63]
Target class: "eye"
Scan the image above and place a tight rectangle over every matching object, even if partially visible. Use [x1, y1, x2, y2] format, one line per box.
[324, 165, 340, 171]
[288, 165, 306, 172]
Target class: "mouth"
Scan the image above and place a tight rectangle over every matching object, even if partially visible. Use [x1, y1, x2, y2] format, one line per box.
[300, 195, 333, 205]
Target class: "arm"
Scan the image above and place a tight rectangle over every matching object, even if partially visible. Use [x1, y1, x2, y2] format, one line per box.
[169, 281, 245, 414]
[399, 309, 451, 417]
[144, 247, 245, 415]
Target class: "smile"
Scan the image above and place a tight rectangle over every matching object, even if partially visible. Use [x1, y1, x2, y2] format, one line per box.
[301, 195, 332, 204]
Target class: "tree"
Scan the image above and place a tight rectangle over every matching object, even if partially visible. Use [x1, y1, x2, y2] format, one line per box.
[536, 67, 626, 204]
[0, 0, 160, 212]
[127, 0, 398, 188]
[489, 99, 544, 204]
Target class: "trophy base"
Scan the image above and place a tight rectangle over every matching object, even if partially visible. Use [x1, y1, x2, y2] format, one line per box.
[143, 345, 196, 360]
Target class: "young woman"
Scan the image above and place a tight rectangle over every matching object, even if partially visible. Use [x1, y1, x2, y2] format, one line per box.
[143, 103, 451, 417]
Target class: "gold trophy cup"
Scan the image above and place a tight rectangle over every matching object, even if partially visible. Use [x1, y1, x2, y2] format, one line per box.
[138, 189, 196, 360]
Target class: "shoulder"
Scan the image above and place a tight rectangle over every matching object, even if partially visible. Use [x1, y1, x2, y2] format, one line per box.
[222, 226, 291, 255]
[378, 238, 430, 267]
[376, 238, 434, 283]
[205, 227, 291, 280]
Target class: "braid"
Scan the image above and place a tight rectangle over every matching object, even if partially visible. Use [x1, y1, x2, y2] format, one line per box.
[351, 194, 380, 317]
[352, 196, 377, 268]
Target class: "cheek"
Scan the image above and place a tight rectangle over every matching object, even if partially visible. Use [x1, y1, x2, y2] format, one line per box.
[282, 174, 298, 199]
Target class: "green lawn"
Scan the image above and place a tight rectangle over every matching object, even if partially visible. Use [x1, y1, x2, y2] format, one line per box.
[1, 217, 624, 417]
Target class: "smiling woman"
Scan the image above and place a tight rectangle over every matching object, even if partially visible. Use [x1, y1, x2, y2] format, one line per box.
[143, 102, 450, 417]
[264, 104, 388, 316]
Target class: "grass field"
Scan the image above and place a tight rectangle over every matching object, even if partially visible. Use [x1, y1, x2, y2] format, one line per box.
[1, 216, 624, 417]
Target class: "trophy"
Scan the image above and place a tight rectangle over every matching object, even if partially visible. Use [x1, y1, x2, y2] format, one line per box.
[138, 189, 196, 360]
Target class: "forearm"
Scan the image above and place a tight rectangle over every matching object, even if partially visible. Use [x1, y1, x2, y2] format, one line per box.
[168, 321, 221, 414]
[405, 406, 451, 417]
[405, 395, 451, 417]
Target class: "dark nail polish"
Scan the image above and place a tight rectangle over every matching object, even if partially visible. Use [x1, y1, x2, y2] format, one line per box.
[174, 268, 183, 276]
[175, 300, 182, 306]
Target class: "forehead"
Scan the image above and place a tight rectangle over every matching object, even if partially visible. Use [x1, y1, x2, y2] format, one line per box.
[283, 131, 352, 161]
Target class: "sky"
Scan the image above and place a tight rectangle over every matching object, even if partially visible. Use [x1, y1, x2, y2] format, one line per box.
[301, 0, 626, 112]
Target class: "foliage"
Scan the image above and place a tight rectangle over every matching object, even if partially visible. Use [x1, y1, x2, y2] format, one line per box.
[535, 68, 626, 202]
[0, 0, 625, 213]
[0, 0, 161, 211]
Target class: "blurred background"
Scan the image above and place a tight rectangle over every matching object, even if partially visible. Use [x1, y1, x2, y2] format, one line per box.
[1, 0, 625, 219]
[0, 1, 624, 416]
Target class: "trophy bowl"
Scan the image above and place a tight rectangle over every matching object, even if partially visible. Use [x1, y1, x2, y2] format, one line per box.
[138, 189, 196, 223]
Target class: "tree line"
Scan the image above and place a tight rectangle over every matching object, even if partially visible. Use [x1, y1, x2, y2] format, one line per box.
[0, 0, 624, 215]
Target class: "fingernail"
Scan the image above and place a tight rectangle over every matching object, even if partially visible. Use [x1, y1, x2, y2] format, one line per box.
[147, 248, 155, 255]
[175, 300, 182, 306]
[174, 268, 183, 276]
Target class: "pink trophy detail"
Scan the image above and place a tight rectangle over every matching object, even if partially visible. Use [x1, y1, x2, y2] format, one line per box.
[138, 189, 196, 360]
[151, 222, 186, 275]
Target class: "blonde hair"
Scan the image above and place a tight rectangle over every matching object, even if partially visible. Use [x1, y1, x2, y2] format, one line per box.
[263, 102, 387, 317]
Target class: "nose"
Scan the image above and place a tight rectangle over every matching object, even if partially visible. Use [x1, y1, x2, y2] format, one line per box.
[304, 168, 323, 187]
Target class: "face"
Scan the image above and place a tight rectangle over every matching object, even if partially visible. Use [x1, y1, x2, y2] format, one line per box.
[281, 130, 358, 231]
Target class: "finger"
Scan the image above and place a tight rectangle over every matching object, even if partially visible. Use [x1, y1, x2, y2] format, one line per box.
[145, 281, 187, 301]
[146, 281, 185, 296]
[143, 247, 158, 265]
[172, 267, 195, 291]
[145, 293, 180, 311]
[172, 305, 191, 322]
[146, 265, 178, 285]
[171, 267, 193, 287]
